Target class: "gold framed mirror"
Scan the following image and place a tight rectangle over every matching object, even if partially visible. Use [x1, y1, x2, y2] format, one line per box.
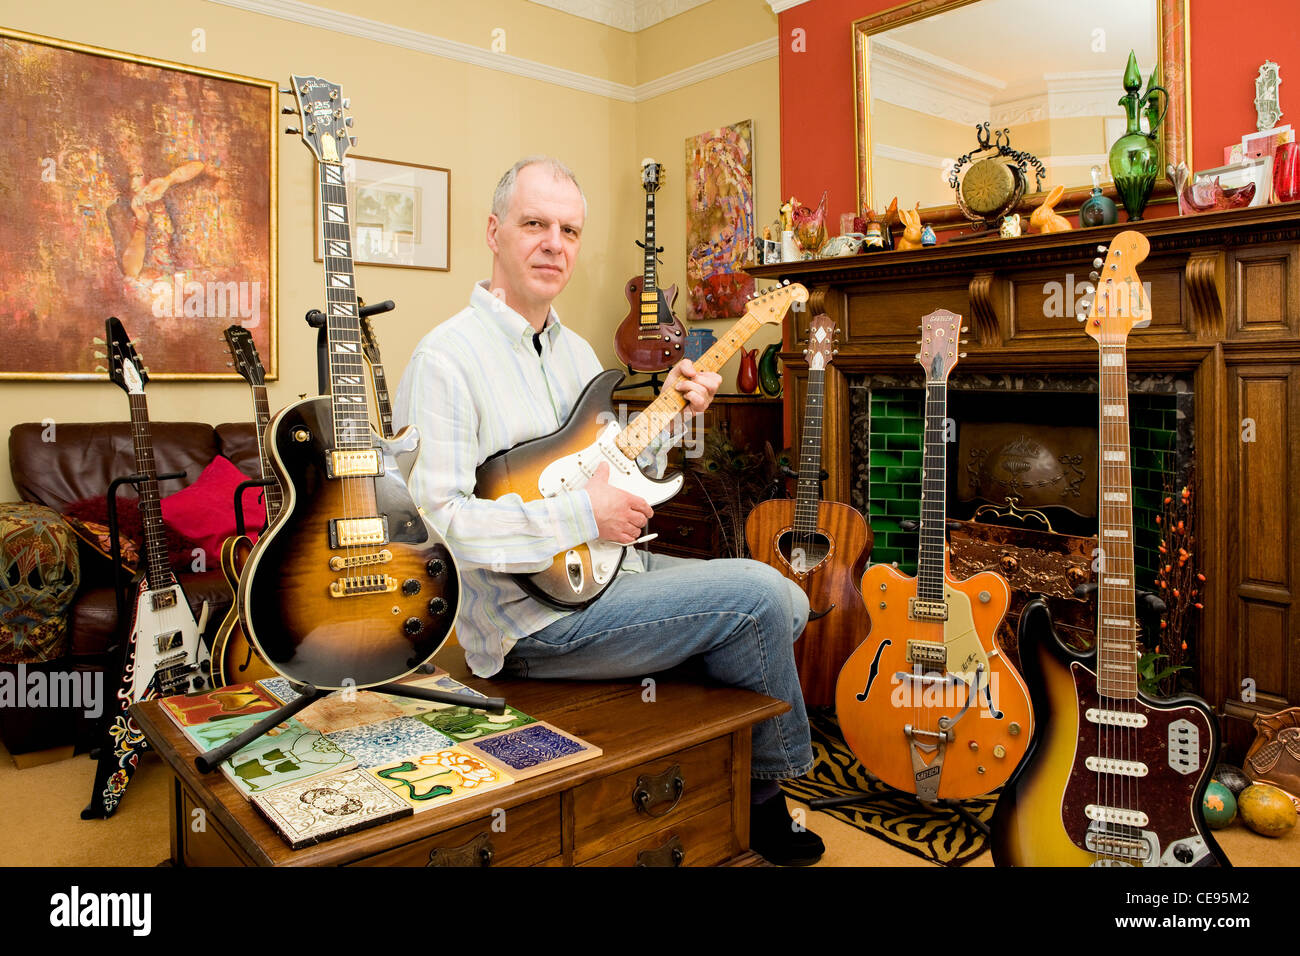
[853, 0, 1189, 223]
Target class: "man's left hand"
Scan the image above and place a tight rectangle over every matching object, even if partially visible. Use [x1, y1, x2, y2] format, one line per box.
[663, 359, 721, 418]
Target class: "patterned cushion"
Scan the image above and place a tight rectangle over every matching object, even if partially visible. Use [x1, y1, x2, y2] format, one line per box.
[0, 503, 80, 663]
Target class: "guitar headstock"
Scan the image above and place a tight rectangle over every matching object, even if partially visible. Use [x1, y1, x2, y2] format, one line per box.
[359, 314, 382, 365]
[103, 317, 147, 395]
[916, 308, 967, 383]
[1080, 230, 1151, 346]
[286, 74, 354, 163]
[223, 325, 266, 387]
[745, 281, 809, 326]
[641, 158, 663, 193]
[804, 315, 838, 372]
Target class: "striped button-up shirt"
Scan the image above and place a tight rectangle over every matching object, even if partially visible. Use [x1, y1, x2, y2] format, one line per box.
[394, 282, 671, 677]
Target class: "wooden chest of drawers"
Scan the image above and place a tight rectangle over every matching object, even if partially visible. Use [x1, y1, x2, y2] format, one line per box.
[133, 652, 786, 867]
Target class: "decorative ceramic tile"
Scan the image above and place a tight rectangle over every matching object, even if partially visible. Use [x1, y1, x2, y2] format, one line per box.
[462, 721, 601, 781]
[161, 682, 280, 728]
[252, 768, 412, 848]
[295, 691, 405, 735]
[258, 676, 304, 705]
[414, 704, 536, 742]
[325, 717, 455, 769]
[369, 746, 512, 813]
[206, 717, 357, 801]
[387, 674, 487, 716]
[179, 710, 297, 753]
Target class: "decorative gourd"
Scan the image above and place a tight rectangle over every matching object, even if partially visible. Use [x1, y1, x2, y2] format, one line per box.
[1237, 783, 1298, 837]
[758, 343, 782, 396]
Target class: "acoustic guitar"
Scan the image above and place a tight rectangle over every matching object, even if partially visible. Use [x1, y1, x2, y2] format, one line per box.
[835, 309, 1034, 801]
[84, 318, 212, 818]
[476, 282, 808, 609]
[239, 75, 459, 690]
[612, 159, 686, 373]
[990, 232, 1228, 866]
[210, 325, 281, 686]
[745, 314, 872, 707]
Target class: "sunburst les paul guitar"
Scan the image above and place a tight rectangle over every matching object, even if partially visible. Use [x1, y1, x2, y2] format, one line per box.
[211, 325, 281, 686]
[990, 232, 1228, 866]
[745, 314, 872, 707]
[476, 282, 807, 609]
[239, 75, 459, 689]
[835, 309, 1034, 801]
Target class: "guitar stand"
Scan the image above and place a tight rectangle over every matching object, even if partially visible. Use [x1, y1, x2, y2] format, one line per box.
[305, 298, 395, 394]
[613, 367, 667, 393]
[194, 680, 509, 774]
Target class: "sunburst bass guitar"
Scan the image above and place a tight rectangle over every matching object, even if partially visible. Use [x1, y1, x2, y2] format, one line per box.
[990, 232, 1228, 866]
[476, 282, 807, 609]
[835, 309, 1034, 801]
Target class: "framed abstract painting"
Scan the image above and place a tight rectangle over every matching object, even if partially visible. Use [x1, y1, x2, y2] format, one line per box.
[0, 29, 277, 379]
[684, 119, 755, 321]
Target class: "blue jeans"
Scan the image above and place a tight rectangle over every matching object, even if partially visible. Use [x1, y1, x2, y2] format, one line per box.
[499, 552, 813, 779]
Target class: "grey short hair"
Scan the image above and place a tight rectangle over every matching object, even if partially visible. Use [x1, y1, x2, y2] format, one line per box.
[491, 156, 587, 219]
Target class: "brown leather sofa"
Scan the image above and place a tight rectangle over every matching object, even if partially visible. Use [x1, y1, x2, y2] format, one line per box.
[4, 421, 264, 754]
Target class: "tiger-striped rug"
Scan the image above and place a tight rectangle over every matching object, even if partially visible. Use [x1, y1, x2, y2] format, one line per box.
[780, 711, 995, 866]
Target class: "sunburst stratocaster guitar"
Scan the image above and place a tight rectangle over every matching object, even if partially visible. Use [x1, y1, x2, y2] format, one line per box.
[84, 318, 212, 818]
[835, 309, 1034, 801]
[211, 325, 281, 686]
[239, 75, 459, 689]
[990, 232, 1228, 866]
[612, 159, 686, 373]
[476, 282, 808, 609]
[745, 314, 872, 707]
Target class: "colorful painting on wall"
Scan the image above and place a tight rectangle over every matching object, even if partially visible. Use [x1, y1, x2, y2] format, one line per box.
[0, 29, 276, 379]
[684, 119, 755, 321]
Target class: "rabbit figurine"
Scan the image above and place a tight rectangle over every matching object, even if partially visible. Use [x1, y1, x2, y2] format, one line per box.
[896, 203, 924, 251]
[1030, 184, 1072, 233]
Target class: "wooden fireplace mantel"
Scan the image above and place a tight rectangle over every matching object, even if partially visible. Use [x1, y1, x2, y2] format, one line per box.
[751, 203, 1300, 759]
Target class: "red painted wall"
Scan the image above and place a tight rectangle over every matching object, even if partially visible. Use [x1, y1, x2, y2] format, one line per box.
[778, 0, 1300, 214]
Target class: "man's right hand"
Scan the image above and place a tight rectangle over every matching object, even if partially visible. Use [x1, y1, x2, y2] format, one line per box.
[585, 462, 653, 544]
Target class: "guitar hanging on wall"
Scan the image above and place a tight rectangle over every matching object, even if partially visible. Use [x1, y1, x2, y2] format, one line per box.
[238, 75, 459, 690]
[745, 314, 873, 708]
[835, 309, 1034, 802]
[83, 317, 212, 819]
[477, 282, 807, 609]
[612, 159, 686, 373]
[990, 232, 1228, 866]
[210, 325, 282, 687]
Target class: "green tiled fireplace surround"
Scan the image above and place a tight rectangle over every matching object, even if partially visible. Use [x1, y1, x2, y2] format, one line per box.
[859, 387, 1185, 590]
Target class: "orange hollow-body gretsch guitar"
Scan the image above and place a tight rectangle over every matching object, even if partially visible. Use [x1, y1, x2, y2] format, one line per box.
[745, 315, 872, 707]
[835, 309, 1034, 801]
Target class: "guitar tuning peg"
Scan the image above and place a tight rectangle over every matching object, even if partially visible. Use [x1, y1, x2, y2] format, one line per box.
[1092, 258, 1104, 270]
[349, 136, 358, 147]
[94, 365, 107, 373]
[93, 351, 105, 360]
[92, 336, 104, 345]
[961, 326, 969, 333]
[1089, 270, 1100, 282]
[226, 362, 234, 368]
[959, 352, 968, 359]
[279, 87, 293, 94]
[1097, 245, 1108, 255]
[345, 117, 354, 127]
[342, 98, 351, 108]
[782, 279, 789, 286]
[285, 127, 301, 135]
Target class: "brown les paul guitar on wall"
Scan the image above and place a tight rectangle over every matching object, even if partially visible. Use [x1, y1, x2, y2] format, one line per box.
[612, 159, 686, 373]
[991, 232, 1228, 866]
[477, 282, 807, 609]
[239, 76, 459, 690]
[745, 315, 872, 708]
[835, 309, 1034, 801]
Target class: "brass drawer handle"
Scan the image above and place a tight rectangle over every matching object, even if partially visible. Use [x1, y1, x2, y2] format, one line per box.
[632, 764, 685, 817]
[675, 525, 695, 537]
[426, 831, 494, 867]
[637, 834, 686, 867]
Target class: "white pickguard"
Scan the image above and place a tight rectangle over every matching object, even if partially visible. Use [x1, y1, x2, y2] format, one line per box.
[537, 421, 683, 589]
[126, 582, 210, 701]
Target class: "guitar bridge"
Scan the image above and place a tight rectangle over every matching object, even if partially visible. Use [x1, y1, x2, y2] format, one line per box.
[329, 516, 389, 548]
[330, 574, 399, 597]
[328, 448, 383, 478]
[908, 598, 948, 622]
[330, 549, 393, 570]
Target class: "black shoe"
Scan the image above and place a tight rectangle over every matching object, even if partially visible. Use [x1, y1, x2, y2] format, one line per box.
[749, 793, 825, 866]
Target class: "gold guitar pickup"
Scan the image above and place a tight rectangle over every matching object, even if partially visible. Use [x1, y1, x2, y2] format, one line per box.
[330, 574, 399, 598]
[329, 516, 388, 548]
[329, 549, 393, 570]
[906, 640, 947, 668]
[908, 598, 948, 622]
[328, 447, 383, 478]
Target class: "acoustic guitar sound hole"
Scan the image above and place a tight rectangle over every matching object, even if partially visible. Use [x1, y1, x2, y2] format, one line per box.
[776, 531, 831, 574]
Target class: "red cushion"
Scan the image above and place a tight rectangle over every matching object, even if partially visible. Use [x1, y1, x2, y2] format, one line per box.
[160, 455, 267, 569]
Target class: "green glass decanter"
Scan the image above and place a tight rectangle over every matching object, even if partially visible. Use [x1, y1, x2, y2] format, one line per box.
[1108, 50, 1168, 221]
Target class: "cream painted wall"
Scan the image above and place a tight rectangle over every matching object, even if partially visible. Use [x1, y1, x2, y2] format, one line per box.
[0, 0, 780, 501]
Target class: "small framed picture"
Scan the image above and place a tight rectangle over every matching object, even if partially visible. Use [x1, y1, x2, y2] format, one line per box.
[315, 155, 449, 270]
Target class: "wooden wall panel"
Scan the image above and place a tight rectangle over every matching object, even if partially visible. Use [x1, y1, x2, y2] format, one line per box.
[1240, 600, 1289, 709]
[1236, 375, 1290, 588]
[1232, 246, 1298, 337]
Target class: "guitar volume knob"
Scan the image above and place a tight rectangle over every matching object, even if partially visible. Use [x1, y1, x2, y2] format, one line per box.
[426, 558, 446, 577]
[402, 578, 421, 596]
[404, 617, 425, 636]
[428, 597, 448, 616]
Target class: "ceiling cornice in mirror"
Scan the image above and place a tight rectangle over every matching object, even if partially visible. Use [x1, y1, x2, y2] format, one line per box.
[527, 0, 713, 32]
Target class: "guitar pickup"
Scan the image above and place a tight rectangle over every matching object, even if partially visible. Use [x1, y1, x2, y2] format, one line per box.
[330, 574, 398, 598]
[150, 591, 178, 612]
[330, 516, 388, 548]
[906, 641, 947, 668]
[154, 630, 184, 654]
[908, 598, 948, 622]
[327, 448, 383, 478]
